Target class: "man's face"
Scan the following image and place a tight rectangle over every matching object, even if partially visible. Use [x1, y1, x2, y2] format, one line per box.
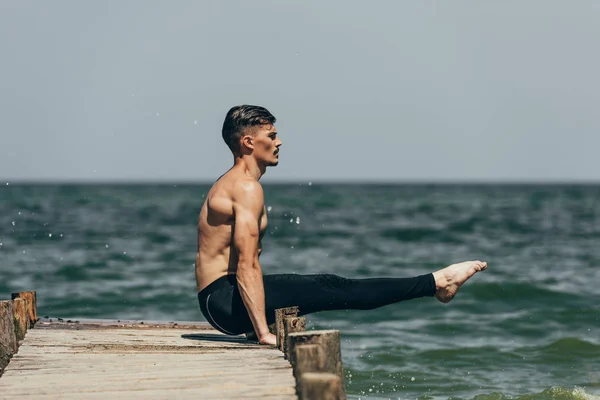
[250, 124, 282, 166]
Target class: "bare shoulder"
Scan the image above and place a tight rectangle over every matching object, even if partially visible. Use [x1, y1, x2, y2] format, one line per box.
[233, 178, 263, 197]
[232, 177, 264, 212]
[205, 175, 236, 217]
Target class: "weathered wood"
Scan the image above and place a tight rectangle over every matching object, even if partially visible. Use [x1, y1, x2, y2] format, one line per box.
[11, 291, 37, 328]
[12, 298, 28, 342]
[299, 372, 342, 400]
[0, 301, 17, 376]
[0, 323, 297, 399]
[294, 344, 325, 375]
[283, 316, 306, 359]
[275, 306, 299, 352]
[35, 317, 212, 330]
[288, 330, 346, 399]
[293, 344, 325, 398]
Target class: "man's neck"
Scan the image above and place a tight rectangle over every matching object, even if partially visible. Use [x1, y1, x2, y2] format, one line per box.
[233, 156, 265, 181]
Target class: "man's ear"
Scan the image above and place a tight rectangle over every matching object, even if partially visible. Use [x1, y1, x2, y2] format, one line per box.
[241, 135, 254, 152]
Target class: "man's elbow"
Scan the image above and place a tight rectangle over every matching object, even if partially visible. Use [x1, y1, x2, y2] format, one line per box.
[237, 255, 259, 273]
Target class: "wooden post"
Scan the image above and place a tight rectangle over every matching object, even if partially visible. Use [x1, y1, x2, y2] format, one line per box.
[299, 372, 342, 400]
[288, 330, 346, 398]
[11, 291, 37, 328]
[274, 306, 299, 352]
[0, 300, 17, 376]
[12, 298, 28, 343]
[294, 344, 325, 376]
[268, 322, 276, 335]
[283, 316, 306, 359]
[293, 344, 325, 398]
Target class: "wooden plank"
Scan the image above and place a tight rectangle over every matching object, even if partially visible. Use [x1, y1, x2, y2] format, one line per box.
[34, 318, 213, 330]
[0, 324, 297, 399]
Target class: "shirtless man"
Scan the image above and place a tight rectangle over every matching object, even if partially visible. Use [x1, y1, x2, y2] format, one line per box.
[196, 105, 487, 346]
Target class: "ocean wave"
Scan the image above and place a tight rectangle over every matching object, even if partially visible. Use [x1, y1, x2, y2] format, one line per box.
[467, 387, 600, 400]
[515, 337, 600, 362]
[466, 282, 584, 304]
[380, 227, 461, 243]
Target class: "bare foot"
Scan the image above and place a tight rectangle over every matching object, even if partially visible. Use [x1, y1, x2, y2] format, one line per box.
[432, 260, 487, 303]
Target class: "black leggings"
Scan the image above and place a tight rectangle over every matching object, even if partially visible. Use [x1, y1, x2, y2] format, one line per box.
[198, 273, 436, 335]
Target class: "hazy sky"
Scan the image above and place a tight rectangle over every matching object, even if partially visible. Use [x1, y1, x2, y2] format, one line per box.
[1, 1, 599, 182]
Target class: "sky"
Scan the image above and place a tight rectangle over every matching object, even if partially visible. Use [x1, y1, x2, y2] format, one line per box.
[1, 0, 599, 183]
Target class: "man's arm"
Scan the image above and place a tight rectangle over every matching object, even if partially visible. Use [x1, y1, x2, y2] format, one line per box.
[232, 180, 275, 345]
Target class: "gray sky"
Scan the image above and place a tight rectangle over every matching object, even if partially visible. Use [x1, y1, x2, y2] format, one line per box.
[1, 0, 599, 183]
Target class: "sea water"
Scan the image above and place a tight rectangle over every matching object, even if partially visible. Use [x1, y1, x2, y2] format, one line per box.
[1, 183, 599, 399]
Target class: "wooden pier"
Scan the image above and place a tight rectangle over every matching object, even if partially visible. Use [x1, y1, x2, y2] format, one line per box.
[1, 294, 346, 399]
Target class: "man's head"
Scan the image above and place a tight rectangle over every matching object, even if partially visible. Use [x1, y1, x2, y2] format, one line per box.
[222, 105, 281, 166]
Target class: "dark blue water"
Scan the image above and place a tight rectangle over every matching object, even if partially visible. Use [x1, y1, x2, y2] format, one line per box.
[1, 183, 599, 399]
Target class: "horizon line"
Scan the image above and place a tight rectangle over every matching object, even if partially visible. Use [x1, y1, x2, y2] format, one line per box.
[3, 178, 600, 186]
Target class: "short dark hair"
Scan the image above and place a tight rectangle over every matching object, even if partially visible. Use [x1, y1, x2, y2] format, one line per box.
[222, 105, 276, 154]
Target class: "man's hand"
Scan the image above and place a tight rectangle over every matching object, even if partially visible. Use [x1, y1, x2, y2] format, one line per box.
[258, 332, 277, 346]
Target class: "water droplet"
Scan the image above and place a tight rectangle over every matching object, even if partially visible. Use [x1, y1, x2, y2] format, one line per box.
[60, 234, 63, 237]
[308, 182, 312, 186]
[290, 218, 293, 223]
[411, 377, 415, 381]
[296, 217, 300, 224]
[267, 206, 272, 212]
[12, 221, 15, 226]
[5, 182, 8, 186]
[105, 244, 109, 248]
[48, 233, 52, 237]
[123, 251, 127, 254]
[22, 250, 26, 254]
[194, 120, 198, 125]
